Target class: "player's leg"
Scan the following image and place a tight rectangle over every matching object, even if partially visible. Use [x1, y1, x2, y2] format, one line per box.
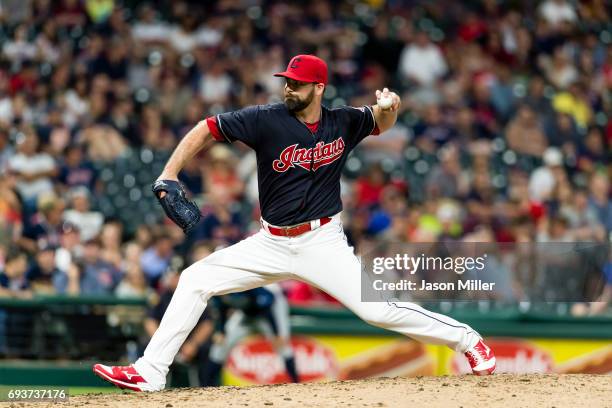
[94, 232, 290, 390]
[292, 216, 494, 373]
[203, 311, 250, 386]
[270, 286, 299, 382]
[256, 292, 299, 382]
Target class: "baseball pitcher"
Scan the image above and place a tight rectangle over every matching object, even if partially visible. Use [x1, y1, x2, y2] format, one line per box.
[93, 55, 496, 391]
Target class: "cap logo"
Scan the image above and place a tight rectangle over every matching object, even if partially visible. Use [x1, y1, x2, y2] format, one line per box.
[290, 57, 302, 69]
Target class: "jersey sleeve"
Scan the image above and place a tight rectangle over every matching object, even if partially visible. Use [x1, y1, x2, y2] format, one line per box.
[212, 105, 260, 149]
[342, 105, 378, 146]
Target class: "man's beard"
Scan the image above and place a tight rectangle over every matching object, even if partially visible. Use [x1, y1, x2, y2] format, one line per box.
[284, 88, 315, 113]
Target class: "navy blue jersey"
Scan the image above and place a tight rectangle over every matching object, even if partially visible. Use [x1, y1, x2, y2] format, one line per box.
[208, 103, 376, 226]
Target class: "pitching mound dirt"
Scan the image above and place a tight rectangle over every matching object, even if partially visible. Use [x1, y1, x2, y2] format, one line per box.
[33, 374, 611, 408]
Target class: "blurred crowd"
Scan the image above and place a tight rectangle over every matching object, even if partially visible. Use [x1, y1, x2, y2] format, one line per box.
[0, 0, 611, 310]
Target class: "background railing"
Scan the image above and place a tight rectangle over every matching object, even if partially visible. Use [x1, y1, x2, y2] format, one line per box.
[1, 296, 611, 363]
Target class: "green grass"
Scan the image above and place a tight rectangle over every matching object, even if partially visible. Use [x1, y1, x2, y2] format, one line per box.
[0, 385, 127, 397]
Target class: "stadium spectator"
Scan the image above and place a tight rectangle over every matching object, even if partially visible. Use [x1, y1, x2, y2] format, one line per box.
[116, 241, 146, 297]
[53, 0, 87, 29]
[529, 147, 564, 203]
[2, 24, 37, 66]
[560, 188, 606, 241]
[139, 104, 176, 151]
[134, 225, 154, 250]
[178, 158, 204, 196]
[463, 226, 517, 301]
[62, 77, 90, 130]
[55, 221, 82, 274]
[354, 163, 388, 210]
[544, 112, 579, 155]
[199, 60, 233, 106]
[115, 262, 149, 299]
[99, 221, 124, 270]
[0, 130, 14, 172]
[62, 187, 104, 242]
[193, 186, 243, 246]
[399, 31, 448, 88]
[582, 255, 612, 315]
[537, 215, 574, 242]
[413, 104, 456, 149]
[203, 145, 244, 190]
[362, 17, 404, 76]
[122, 241, 143, 268]
[552, 82, 593, 128]
[0, 250, 30, 298]
[0, 172, 22, 249]
[505, 104, 548, 158]
[465, 171, 496, 228]
[35, 21, 62, 66]
[539, 0, 578, 28]
[489, 64, 517, 121]
[18, 193, 65, 253]
[542, 47, 579, 91]
[7, 63, 38, 100]
[57, 144, 98, 192]
[367, 185, 408, 237]
[587, 173, 612, 233]
[57, 238, 122, 295]
[158, 74, 195, 128]
[26, 244, 62, 294]
[425, 146, 469, 199]
[522, 75, 554, 117]
[140, 232, 174, 288]
[79, 124, 127, 162]
[453, 105, 487, 142]
[8, 130, 57, 207]
[131, 4, 170, 46]
[84, 0, 114, 24]
[577, 126, 608, 173]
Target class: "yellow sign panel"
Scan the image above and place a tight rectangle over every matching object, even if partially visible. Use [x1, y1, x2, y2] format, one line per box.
[223, 335, 612, 385]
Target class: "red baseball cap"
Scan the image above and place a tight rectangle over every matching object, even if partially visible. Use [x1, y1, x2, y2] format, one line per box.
[274, 55, 328, 85]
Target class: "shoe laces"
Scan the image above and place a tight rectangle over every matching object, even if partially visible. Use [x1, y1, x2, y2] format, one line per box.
[465, 342, 488, 366]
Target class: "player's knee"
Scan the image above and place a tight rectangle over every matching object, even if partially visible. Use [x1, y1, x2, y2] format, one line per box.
[178, 263, 232, 301]
[177, 265, 213, 297]
[357, 311, 378, 326]
[178, 265, 199, 285]
[356, 308, 386, 328]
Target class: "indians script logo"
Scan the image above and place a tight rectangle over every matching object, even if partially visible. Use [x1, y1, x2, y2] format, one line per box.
[272, 137, 345, 173]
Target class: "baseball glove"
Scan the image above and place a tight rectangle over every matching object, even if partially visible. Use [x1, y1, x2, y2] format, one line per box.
[152, 180, 201, 234]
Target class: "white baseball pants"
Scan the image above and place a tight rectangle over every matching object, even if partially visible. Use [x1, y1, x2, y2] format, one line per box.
[134, 213, 481, 388]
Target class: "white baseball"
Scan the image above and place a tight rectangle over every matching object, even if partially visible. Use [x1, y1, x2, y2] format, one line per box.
[377, 95, 393, 110]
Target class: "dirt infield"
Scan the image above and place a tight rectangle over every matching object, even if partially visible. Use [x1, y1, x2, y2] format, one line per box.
[36, 374, 611, 408]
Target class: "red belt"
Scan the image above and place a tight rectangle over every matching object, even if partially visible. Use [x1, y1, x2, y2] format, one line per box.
[262, 217, 332, 237]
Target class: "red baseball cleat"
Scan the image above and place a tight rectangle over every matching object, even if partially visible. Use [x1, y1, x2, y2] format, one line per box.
[465, 339, 496, 375]
[92, 364, 161, 392]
